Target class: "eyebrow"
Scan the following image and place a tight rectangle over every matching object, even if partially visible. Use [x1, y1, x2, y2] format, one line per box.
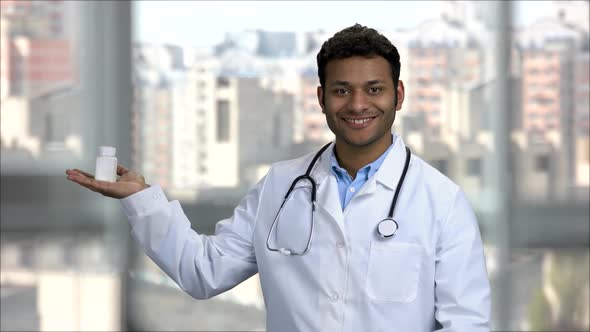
[367, 80, 386, 85]
[328, 79, 386, 87]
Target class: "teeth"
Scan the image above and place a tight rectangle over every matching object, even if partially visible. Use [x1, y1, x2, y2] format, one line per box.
[345, 118, 371, 124]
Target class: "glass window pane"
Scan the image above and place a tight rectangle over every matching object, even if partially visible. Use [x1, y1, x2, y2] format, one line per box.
[1, 1, 132, 331]
[129, 1, 589, 331]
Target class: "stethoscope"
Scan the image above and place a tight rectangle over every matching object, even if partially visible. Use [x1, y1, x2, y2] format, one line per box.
[266, 142, 411, 256]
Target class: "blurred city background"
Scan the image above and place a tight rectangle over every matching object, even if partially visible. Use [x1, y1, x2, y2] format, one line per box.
[0, 0, 588, 331]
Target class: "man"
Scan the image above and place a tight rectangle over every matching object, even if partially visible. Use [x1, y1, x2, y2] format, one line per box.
[66, 24, 491, 331]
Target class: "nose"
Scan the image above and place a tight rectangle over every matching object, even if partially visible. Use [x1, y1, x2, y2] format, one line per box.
[348, 90, 370, 112]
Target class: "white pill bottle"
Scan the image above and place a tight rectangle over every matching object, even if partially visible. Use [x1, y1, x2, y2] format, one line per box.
[95, 146, 118, 182]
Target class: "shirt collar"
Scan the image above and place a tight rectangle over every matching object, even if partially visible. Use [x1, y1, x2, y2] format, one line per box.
[329, 135, 396, 181]
[311, 134, 411, 192]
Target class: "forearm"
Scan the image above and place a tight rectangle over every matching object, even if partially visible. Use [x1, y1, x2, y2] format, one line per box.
[122, 185, 257, 299]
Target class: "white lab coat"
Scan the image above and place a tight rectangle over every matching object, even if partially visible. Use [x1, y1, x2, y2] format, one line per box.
[121, 136, 491, 332]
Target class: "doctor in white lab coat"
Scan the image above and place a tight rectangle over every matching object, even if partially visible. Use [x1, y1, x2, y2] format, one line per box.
[66, 24, 491, 331]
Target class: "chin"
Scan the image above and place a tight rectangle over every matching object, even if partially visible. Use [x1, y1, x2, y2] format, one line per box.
[340, 129, 392, 148]
[341, 135, 379, 148]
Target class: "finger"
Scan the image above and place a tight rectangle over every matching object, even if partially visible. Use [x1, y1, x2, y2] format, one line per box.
[66, 173, 90, 186]
[68, 173, 103, 191]
[68, 174, 110, 194]
[78, 181, 99, 193]
[117, 164, 130, 176]
[66, 169, 82, 176]
[72, 168, 95, 179]
[66, 172, 92, 184]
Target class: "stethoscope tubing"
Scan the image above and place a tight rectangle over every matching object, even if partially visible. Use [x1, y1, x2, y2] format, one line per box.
[267, 142, 411, 254]
[387, 146, 411, 219]
[266, 142, 331, 255]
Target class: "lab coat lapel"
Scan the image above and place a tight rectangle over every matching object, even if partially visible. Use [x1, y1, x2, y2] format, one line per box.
[312, 143, 345, 230]
[374, 135, 411, 194]
[355, 135, 410, 200]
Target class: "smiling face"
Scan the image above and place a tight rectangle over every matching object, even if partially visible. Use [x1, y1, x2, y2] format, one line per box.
[317, 55, 404, 152]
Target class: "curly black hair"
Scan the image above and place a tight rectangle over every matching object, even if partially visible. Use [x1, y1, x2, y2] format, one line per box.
[316, 24, 401, 88]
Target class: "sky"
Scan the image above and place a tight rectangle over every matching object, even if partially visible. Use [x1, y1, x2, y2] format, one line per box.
[133, 1, 554, 50]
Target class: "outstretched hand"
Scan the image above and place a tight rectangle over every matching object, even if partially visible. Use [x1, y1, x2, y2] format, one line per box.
[65, 164, 149, 199]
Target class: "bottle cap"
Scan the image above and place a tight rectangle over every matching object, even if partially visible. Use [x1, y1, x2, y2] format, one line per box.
[97, 146, 116, 157]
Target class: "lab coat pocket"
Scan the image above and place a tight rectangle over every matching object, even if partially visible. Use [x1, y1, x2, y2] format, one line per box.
[365, 241, 423, 302]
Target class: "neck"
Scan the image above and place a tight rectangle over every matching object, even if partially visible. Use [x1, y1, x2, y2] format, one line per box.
[334, 135, 393, 179]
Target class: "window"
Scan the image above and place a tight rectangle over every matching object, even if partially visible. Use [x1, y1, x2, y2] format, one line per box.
[117, 2, 590, 331]
[431, 125, 441, 136]
[0, 0, 590, 331]
[466, 158, 481, 176]
[1, 2, 131, 331]
[432, 159, 448, 175]
[273, 110, 281, 147]
[535, 154, 550, 172]
[216, 100, 230, 142]
[530, 96, 554, 105]
[217, 77, 230, 87]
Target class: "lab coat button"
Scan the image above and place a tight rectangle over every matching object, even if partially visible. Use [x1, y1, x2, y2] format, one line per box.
[336, 242, 345, 248]
[329, 293, 340, 302]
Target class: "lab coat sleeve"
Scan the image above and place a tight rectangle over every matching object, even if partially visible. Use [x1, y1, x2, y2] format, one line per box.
[120, 179, 265, 300]
[434, 188, 491, 331]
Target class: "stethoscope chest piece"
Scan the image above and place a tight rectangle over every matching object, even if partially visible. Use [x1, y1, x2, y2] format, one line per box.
[377, 218, 399, 238]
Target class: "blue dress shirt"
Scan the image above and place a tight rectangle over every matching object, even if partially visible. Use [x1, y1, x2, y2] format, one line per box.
[330, 136, 395, 210]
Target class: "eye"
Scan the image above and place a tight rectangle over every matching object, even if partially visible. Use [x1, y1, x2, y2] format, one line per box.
[334, 88, 350, 95]
[368, 87, 383, 94]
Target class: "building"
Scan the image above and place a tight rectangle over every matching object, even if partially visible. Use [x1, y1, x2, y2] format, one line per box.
[512, 130, 567, 201]
[1, 0, 79, 165]
[133, 44, 184, 191]
[574, 51, 590, 137]
[552, 0, 590, 36]
[134, 44, 306, 201]
[404, 16, 484, 139]
[515, 16, 589, 199]
[0, 97, 41, 157]
[236, 76, 295, 187]
[0, 0, 76, 99]
[300, 73, 331, 144]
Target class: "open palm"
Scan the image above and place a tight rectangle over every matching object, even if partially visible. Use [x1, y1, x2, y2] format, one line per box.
[65, 165, 149, 199]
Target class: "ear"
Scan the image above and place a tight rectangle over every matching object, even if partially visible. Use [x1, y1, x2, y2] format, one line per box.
[395, 80, 405, 111]
[317, 86, 326, 113]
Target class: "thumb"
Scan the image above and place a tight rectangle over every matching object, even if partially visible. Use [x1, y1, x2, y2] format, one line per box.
[117, 164, 130, 176]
